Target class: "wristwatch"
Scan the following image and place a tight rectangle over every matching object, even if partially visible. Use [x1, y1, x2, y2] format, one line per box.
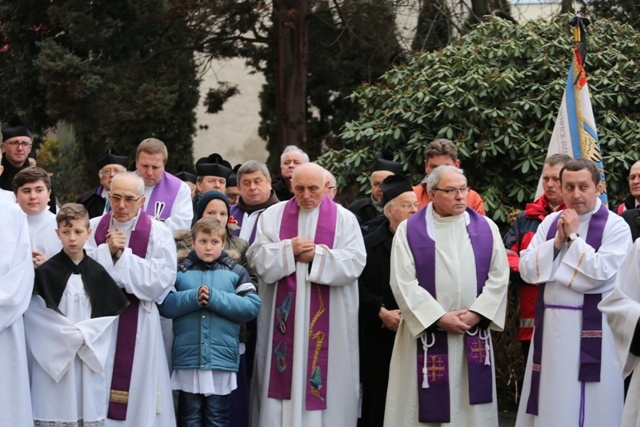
[567, 232, 579, 243]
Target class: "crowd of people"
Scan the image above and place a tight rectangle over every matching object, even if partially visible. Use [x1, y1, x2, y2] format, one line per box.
[3, 113, 640, 427]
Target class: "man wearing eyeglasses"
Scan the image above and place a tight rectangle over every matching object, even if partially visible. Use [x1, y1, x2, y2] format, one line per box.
[385, 165, 508, 427]
[86, 172, 177, 426]
[77, 148, 128, 218]
[358, 174, 418, 427]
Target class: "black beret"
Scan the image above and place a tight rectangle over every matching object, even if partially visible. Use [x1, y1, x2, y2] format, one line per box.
[369, 149, 403, 174]
[381, 174, 413, 205]
[97, 148, 128, 170]
[195, 153, 233, 179]
[173, 163, 197, 184]
[2, 115, 32, 141]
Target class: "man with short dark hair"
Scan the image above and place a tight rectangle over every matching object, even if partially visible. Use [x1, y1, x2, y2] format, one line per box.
[77, 148, 128, 218]
[516, 158, 630, 427]
[413, 138, 485, 214]
[503, 153, 571, 358]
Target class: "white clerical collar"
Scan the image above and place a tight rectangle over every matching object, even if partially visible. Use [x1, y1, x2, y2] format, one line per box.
[111, 210, 142, 233]
[425, 203, 469, 240]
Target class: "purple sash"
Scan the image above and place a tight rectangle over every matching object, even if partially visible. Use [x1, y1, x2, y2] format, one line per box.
[144, 171, 181, 221]
[268, 196, 337, 410]
[406, 206, 494, 423]
[526, 203, 607, 416]
[95, 210, 152, 420]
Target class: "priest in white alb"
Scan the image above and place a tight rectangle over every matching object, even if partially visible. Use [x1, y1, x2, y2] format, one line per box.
[248, 162, 366, 427]
[86, 172, 177, 427]
[0, 169, 34, 426]
[385, 165, 508, 427]
[516, 158, 630, 427]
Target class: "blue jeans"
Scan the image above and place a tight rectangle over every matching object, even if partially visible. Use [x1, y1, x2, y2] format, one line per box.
[178, 391, 231, 427]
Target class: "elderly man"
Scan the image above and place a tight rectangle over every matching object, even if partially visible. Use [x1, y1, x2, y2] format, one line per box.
[385, 165, 508, 427]
[248, 162, 366, 427]
[0, 150, 34, 426]
[516, 158, 631, 427]
[616, 160, 640, 214]
[324, 169, 337, 200]
[77, 148, 128, 218]
[348, 151, 403, 225]
[359, 174, 418, 427]
[230, 160, 279, 244]
[272, 145, 309, 201]
[413, 139, 485, 214]
[86, 172, 177, 427]
[135, 137, 193, 232]
[503, 153, 570, 358]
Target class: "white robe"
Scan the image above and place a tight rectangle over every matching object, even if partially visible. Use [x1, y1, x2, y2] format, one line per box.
[143, 179, 193, 233]
[25, 275, 118, 425]
[516, 200, 630, 427]
[384, 206, 509, 427]
[247, 200, 366, 427]
[27, 208, 62, 260]
[86, 214, 177, 427]
[599, 239, 640, 427]
[0, 201, 34, 426]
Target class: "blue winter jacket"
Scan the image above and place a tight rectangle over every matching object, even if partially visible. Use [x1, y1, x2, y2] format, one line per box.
[158, 250, 261, 372]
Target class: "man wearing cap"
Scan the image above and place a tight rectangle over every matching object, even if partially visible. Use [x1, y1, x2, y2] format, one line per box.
[272, 145, 309, 201]
[77, 148, 128, 218]
[173, 163, 198, 199]
[413, 139, 485, 214]
[225, 164, 241, 205]
[135, 137, 193, 233]
[359, 174, 418, 427]
[230, 160, 279, 245]
[193, 153, 233, 221]
[385, 165, 508, 426]
[248, 162, 366, 427]
[348, 151, 404, 225]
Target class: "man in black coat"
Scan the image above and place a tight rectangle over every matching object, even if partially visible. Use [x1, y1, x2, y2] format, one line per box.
[358, 174, 419, 427]
[76, 148, 128, 218]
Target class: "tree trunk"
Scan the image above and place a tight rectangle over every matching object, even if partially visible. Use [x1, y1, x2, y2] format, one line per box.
[273, 0, 308, 155]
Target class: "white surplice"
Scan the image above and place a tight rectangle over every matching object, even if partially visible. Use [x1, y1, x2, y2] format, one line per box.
[516, 199, 630, 427]
[384, 205, 509, 427]
[247, 200, 366, 427]
[25, 274, 118, 426]
[599, 239, 640, 427]
[86, 213, 177, 427]
[143, 179, 193, 233]
[26, 208, 62, 260]
[0, 201, 34, 426]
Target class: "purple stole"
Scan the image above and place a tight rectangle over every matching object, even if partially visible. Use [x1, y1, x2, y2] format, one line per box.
[526, 203, 608, 416]
[94, 210, 152, 420]
[268, 196, 337, 410]
[145, 171, 181, 221]
[406, 207, 494, 423]
[230, 204, 262, 244]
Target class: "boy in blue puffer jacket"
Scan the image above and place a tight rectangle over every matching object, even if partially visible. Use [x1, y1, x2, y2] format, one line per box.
[159, 217, 261, 427]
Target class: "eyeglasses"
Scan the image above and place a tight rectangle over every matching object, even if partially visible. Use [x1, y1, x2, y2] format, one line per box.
[109, 193, 142, 204]
[398, 202, 420, 210]
[101, 168, 125, 176]
[433, 187, 469, 196]
[4, 140, 32, 148]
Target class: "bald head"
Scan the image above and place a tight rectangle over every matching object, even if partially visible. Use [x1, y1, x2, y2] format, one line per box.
[292, 163, 329, 210]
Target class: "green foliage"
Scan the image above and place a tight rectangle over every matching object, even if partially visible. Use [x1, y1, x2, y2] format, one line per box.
[0, 0, 200, 186]
[321, 16, 640, 232]
[37, 124, 87, 204]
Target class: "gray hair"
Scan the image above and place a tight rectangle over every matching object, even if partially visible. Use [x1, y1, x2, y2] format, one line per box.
[237, 160, 271, 182]
[111, 172, 145, 196]
[426, 165, 466, 191]
[280, 145, 309, 164]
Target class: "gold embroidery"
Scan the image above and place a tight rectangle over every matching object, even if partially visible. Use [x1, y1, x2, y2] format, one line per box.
[567, 247, 593, 288]
[110, 389, 129, 403]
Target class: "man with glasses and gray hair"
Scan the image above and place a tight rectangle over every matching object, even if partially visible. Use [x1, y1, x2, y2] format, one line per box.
[385, 165, 508, 426]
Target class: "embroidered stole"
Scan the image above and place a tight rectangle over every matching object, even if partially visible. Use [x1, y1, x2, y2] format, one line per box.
[406, 206, 494, 423]
[268, 196, 337, 410]
[95, 210, 152, 420]
[144, 171, 181, 221]
[526, 203, 608, 415]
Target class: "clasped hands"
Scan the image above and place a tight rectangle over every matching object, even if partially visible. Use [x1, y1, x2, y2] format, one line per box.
[436, 309, 481, 335]
[198, 285, 209, 306]
[291, 236, 315, 263]
[554, 208, 579, 250]
[107, 228, 126, 260]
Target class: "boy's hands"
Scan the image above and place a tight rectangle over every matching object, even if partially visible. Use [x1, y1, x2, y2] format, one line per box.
[198, 285, 209, 306]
